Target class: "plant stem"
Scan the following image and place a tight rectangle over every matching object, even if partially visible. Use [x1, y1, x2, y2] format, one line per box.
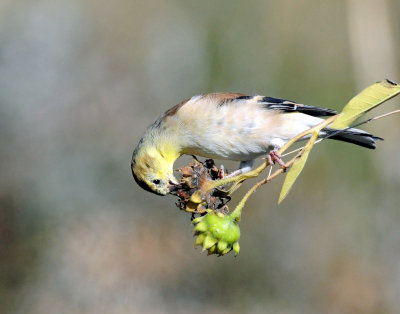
[229, 107, 400, 218]
[230, 115, 339, 217]
[208, 115, 338, 191]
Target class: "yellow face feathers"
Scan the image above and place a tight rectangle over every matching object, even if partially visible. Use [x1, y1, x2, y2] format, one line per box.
[131, 139, 180, 196]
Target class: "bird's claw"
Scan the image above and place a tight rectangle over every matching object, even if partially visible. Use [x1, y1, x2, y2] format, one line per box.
[267, 150, 287, 172]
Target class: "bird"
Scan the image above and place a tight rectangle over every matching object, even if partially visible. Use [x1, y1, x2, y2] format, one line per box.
[131, 93, 382, 195]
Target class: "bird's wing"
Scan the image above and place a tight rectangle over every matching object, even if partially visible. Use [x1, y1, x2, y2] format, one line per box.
[257, 96, 337, 117]
[193, 93, 337, 117]
[169, 93, 337, 117]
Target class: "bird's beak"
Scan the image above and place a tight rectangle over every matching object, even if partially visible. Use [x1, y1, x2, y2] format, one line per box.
[168, 175, 180, 194]
[169, 175, 179, 185]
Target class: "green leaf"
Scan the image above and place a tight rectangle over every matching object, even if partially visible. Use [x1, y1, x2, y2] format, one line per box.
[278, 130, 319, 204]
[331, 79, 400, 129]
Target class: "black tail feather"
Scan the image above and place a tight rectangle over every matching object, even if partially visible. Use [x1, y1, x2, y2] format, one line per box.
[322, 128, 383, 149]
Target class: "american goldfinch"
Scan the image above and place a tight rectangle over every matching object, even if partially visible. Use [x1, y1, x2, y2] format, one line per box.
[131, 93, 381, 195]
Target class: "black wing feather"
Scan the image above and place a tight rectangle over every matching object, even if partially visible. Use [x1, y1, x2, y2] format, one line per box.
[260, 96, 337, 117]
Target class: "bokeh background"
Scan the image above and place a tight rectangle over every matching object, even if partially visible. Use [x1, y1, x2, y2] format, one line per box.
[1, 0, 400, 313]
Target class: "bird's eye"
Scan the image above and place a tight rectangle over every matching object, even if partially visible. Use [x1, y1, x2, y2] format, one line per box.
[152, 179, 161, 185]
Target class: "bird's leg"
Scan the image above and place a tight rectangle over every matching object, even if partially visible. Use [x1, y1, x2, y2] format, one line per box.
[267, 149, 287, 171]
[218, 164, 225, 179]
[224, 160, 254, 193]
[225, 169, 242, 178]
[224, 160, 254, 178]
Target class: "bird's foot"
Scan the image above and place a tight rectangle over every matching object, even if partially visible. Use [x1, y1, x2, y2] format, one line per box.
[267, 150, 287, 171]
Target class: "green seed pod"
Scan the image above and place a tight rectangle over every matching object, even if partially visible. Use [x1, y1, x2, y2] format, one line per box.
[207, 245, 217, 256]
[191, 217, 203, 224]
[221, 247, 232, 255]
[192, 211, 241, 257]
[194, 221, 207, 233]
[233, 242, 240, 255]
[217, 240, 228, 252]
[203, 235, 218, 250]
[194, 233, 206, 247]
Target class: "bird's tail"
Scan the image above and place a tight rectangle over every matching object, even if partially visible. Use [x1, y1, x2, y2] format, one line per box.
[321, 128, 383, 149]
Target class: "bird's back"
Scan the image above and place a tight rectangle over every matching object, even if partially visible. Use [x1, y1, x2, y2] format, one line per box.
[162, 93, 328, 161]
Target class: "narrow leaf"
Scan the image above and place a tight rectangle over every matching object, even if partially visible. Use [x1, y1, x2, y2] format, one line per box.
[278, 130, 319, 204]
[332, 79, 400, 129]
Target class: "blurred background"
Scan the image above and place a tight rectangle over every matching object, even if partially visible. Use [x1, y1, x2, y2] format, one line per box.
[1, 0, 400, 313]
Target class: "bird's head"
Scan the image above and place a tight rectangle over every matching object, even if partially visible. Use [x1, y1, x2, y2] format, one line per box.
[131, 142, 180, 196]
